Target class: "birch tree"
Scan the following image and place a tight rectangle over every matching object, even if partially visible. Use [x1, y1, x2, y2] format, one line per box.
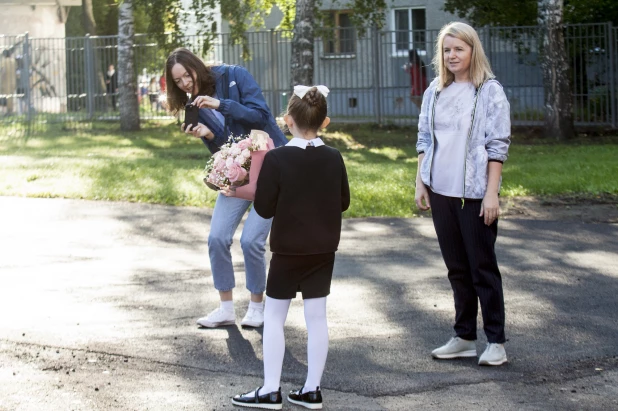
[290, 0, 316, 87]
[118, 0, 140, 131]
[538, 0, 575, 139]
[81, 0, 97, 35]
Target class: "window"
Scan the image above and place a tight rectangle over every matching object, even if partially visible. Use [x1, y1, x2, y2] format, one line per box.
[392, 8, 426, 55]
[324, 11, 356, 56]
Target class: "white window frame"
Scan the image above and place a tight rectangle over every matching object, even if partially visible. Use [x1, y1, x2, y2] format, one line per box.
[391, 7, 427, 57]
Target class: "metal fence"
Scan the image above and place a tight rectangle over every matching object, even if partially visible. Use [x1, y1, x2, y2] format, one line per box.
[1, 23, 617, 136]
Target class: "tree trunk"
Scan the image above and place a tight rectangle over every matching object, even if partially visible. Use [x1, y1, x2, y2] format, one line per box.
[290, 0, 315, 88]
[118, 0, 140, 131]
[538, 0, 575, 140]
[81, 0, 97, 35]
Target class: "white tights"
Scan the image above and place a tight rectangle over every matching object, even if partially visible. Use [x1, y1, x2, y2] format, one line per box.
[261, 296, 329, 394]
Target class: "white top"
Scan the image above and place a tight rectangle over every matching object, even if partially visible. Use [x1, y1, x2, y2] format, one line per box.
[430, 81, 476, 197]
[286, 137, 325, 149]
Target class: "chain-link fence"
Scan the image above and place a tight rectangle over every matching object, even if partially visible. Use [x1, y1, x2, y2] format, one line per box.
[1, 23, 617, 136]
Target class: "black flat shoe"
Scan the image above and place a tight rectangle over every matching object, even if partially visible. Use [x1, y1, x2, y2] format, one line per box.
[231, 386, 282, 410]
[287, 386, 323, 410]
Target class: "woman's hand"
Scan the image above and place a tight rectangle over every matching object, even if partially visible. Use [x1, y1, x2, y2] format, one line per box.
[481, 162, 504, 225]
[181, 122, 214, 140]
[220, 185, 236, 197]
[192, 95, 221, 110]
[480, 192, 500, 225]
[415, 181, 431, 211]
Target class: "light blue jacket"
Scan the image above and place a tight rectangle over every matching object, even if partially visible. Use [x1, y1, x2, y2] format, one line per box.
[416, 78, 511, 199]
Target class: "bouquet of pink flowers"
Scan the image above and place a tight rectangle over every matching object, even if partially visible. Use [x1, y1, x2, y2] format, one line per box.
[204, 130, 274, 201]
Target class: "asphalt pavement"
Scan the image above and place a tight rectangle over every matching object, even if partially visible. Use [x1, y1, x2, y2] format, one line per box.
[1, 196, 617, 410]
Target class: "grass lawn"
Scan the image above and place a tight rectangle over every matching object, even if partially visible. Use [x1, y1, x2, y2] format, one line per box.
[1, 121, 617, 218]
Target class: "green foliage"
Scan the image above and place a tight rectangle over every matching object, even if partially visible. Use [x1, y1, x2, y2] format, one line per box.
[343, 0, 389, 32]
[443, 0, 618, 27]
[564, 0, 618, 25]
[131, 0, 292, 59]
[66, 0, 152, 36]
[219, 0, 281, 58]
[443, 0, 536, 27]
[276, 0, 296, 31]
[67, 0, 392, 59]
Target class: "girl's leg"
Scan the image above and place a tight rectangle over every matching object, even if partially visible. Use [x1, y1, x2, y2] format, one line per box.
[261, 296, 291, 394]
[240, 205, 273, 297]
[208, 194, 252, 294]
[303, 297, 328, 393]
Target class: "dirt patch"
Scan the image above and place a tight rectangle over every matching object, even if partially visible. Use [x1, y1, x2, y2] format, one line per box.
[501, 193, 618, 223]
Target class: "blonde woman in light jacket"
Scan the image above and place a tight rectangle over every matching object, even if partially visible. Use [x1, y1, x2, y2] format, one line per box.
[415, 22, 511, 366]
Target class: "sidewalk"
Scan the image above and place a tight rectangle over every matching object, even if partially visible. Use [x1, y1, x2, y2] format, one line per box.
[1, 196, 617, 410]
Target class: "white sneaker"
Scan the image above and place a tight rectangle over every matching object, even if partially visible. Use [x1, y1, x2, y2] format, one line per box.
[478, 343, 508, 366]
[196, 307, 235, 328]
[431, 337, 477, 359]
[240, 305, 264, 327]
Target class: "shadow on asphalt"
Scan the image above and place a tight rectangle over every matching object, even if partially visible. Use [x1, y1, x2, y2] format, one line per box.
[114, 211, 618, 396]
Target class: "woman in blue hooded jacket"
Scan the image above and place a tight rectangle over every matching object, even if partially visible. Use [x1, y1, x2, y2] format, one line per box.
[165, 48, 287, 329]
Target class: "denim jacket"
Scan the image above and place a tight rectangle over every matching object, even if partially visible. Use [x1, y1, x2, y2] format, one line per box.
[416, 78, 511, 199]
[200, 65, 287, 153]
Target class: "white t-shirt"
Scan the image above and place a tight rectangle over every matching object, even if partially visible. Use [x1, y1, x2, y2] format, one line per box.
[430, 81, 475, 198]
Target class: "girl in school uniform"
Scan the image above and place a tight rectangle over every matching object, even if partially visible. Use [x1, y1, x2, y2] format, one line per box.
[231, 85, 350, 410]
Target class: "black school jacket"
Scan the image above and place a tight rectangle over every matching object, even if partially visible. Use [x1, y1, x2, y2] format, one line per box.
[254, 144, 350, 255]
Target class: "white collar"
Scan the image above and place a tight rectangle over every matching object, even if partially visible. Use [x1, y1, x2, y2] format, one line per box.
[285, 137, 325, 149]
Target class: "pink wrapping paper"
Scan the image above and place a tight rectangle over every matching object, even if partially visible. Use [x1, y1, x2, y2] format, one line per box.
[231, 136, 275, 201]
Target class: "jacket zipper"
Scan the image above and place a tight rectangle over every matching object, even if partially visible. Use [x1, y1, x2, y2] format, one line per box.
[427, 89, 440, 182]
[461, 82, 484, 208]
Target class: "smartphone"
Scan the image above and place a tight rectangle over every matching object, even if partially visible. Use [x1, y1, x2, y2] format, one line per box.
[184, 104, 199, 129]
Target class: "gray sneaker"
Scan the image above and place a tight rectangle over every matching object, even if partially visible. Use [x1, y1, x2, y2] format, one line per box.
[478, 343, 508, 366]
[431, 337, 477, 359]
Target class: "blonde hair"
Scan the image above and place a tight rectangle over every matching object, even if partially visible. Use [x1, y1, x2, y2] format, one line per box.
[432, 22, 494, 90]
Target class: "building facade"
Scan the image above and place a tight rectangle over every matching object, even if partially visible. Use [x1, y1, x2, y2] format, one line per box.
[0, 0, 79, 116]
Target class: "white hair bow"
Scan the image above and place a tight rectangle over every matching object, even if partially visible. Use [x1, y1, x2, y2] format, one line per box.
[293, 85, 330, 99]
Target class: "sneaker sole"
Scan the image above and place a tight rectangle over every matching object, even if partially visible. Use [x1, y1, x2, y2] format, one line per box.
[196, 320, 235, 328]
[287, 397, 323, 409]
[231, 399, 282, 410]
[240, 321, 264, 328]
[431, 349, 477, 359]
[479, 358, 508, 366]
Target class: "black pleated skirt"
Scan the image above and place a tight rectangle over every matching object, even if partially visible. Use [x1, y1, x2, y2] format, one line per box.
[266, 252, 335, 300]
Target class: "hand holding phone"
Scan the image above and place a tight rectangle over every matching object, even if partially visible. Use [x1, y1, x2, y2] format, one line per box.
[184, 104, 199, 129]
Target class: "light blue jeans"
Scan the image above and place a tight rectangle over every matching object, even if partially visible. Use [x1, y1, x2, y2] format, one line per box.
[208, 193, 272, 294]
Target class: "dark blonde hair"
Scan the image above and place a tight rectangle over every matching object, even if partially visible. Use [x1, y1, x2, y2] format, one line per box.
[432, 22, 494, 90]
[164, 48, 216, 115]
[286, 87, 328, 132]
